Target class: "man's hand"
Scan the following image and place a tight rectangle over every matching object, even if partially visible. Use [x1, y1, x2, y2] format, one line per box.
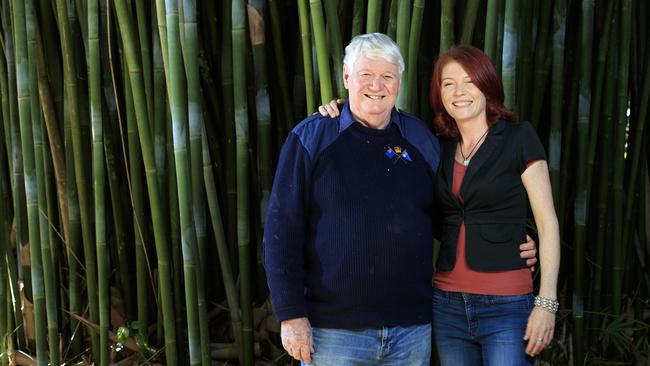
[520, 234, 538, 271]
[317, 98, 345, 118]
[281, 317, 314, 364]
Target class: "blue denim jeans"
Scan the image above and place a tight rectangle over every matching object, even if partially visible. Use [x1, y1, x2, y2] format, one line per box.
[432, 289, 535, 366]
[301, 323, 431, 366]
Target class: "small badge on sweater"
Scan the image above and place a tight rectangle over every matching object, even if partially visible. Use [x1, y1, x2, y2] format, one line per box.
[385, 146, 412, 163]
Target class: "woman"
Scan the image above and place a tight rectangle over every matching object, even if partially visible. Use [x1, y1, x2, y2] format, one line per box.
[429, 45, 559, 365]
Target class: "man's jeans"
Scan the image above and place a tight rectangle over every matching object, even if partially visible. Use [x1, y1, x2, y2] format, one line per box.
[301, 323, 431, 366]
[432, 288, 535, 366]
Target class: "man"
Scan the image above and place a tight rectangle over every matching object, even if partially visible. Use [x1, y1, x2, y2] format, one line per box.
[263, 33, 536, 365]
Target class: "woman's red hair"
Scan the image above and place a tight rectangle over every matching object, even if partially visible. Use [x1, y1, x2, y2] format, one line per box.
[430, 45, 516, 138]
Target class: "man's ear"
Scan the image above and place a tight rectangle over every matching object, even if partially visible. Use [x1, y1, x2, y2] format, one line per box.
[343, 64, 350, 89]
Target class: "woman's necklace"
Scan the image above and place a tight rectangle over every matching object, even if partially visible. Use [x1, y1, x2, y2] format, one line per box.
[459, 128, 489, 166]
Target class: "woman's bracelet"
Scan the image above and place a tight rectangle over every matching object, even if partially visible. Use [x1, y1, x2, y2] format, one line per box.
[534, 296, 559, 313]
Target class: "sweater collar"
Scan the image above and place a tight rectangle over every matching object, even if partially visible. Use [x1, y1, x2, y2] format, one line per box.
[339, 101, 405, 135]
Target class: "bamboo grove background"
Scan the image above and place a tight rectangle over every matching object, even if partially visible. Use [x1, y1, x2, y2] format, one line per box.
[0, 0, 648, 365]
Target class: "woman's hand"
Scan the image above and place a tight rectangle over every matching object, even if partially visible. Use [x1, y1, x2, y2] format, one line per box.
[523, 306, 555, 357]
[317, 98, 345, 117]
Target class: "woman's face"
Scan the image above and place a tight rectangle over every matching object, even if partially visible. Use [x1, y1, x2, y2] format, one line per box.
[440, 61, 487, 124]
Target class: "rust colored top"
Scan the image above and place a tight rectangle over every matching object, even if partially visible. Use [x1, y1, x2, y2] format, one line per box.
[434, 161, 533, 295]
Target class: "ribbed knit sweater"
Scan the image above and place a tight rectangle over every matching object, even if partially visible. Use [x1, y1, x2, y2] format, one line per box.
[263, 102, 440, 328]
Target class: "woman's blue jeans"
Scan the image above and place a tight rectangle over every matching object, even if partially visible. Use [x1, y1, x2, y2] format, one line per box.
[432, 288, 535, 366]
[300, 323, 431, 366]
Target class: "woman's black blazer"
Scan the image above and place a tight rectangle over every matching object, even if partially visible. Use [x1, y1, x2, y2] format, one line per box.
[435, 120, 546, 272]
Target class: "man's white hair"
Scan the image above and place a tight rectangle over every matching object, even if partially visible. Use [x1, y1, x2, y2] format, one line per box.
[343, 33, 405, 78]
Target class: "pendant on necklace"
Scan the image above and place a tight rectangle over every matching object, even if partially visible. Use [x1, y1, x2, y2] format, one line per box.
[462, 159, 470, 166]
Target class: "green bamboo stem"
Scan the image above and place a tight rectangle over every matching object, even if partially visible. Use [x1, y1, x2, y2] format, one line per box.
[248, 0, 274, 224]
[202, 127, 243, 362]
[309, 0, 334, 104]
[351, 0, 364, 37]
[166, 0, 203, 364]
[395, 0, 410, 110]
[572, 0, 594, 359]
[232, 0, 254, 364]
[1, 0, 14, 179]
[502, 0, 518, 109]
[34, 20, 69, 268]
[113, 1, 179, 363]
[11, 1, 47, 363]
[124, 18, 151, 343]
[38, 0, 64, 128]
[548, 0, 566, 214]
[459, 0, 480, 44]
[55, 1, 101, 359]
[324, 0, 347, 99]
[5, 0, 32, 333]
[529, 0, 552, 128]
[152, 4, 168, 208]
[88, 0, 109, 363]
[135, 0, 154, 127]
[366, 0, 382, 33]
[26, 0, 59, 362]
[494, 0, 505, 72]
[64, 96, 83, 358]
[268, 0, 295, 131]
[220, 0, 238, 268]
[612, 0, 633, 316]
[621, 31, 650, 264]
[298, 0, 316, 113]
[514, 0, 532, 119]
[0, 92, 11, 366]
[484, 0, 500, 61]
[405, 0, 424, 113]
[440, 0, 454, 52]
[181, 1, 210, 364]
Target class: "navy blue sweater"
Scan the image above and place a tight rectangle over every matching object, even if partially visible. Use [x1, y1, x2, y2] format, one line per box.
[263, 103, 440, 328]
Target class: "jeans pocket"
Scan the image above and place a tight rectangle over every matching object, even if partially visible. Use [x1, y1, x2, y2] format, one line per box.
[432, 289, 449, 306]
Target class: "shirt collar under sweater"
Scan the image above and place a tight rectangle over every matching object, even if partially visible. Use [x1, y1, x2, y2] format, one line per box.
[338, 101, 405, 135]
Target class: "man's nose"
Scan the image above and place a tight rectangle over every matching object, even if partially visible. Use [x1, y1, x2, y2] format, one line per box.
[369, 76, 383, 90]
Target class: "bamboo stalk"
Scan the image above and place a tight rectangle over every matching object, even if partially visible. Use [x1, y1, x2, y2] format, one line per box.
[88, 0, 109, 363]
[11, 1, 47, 363]
[440, 0, 454, 52]
[55, 2, 101, 359]
[202, 127, 243, 362]
[268, 0, 295, 131]
[351, 0, 364, 37]
[232, 0, 254, 364]
[572, 0, 594, 360]
[112, 1, 179, 363]
[220, 0, 238, 268]
[366, 0, 382, 33]
[484, 0, 500, 61]
[529, 0, 552, 128]
[310, 0, 334, 104]
[395, 0, 410, 110]
[502, 0, 518, 109]
[26, 0, 59, 363]
[247, 0, 273, 225]
[298, 0, 316, 113]
[612, 0, 633, 315]
[135, 0, 154, 127]
[181, 1, 211, 364]
[459, 0, 480, 44]
[548, 0, 566, 214]
[405, 0, 424, 113]
[324, 0, 347, 99]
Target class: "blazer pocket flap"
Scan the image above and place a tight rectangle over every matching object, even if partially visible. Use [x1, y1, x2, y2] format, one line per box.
[480, 224, 514, 243]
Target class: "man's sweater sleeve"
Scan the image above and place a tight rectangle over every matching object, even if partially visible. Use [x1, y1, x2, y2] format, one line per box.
[263, 132, 312, 322]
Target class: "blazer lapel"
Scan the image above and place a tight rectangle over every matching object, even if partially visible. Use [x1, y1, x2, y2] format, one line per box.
[459, 121, 506, 197]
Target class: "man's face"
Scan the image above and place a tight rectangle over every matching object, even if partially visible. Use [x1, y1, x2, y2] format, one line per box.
[344, 54, 400, 128]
